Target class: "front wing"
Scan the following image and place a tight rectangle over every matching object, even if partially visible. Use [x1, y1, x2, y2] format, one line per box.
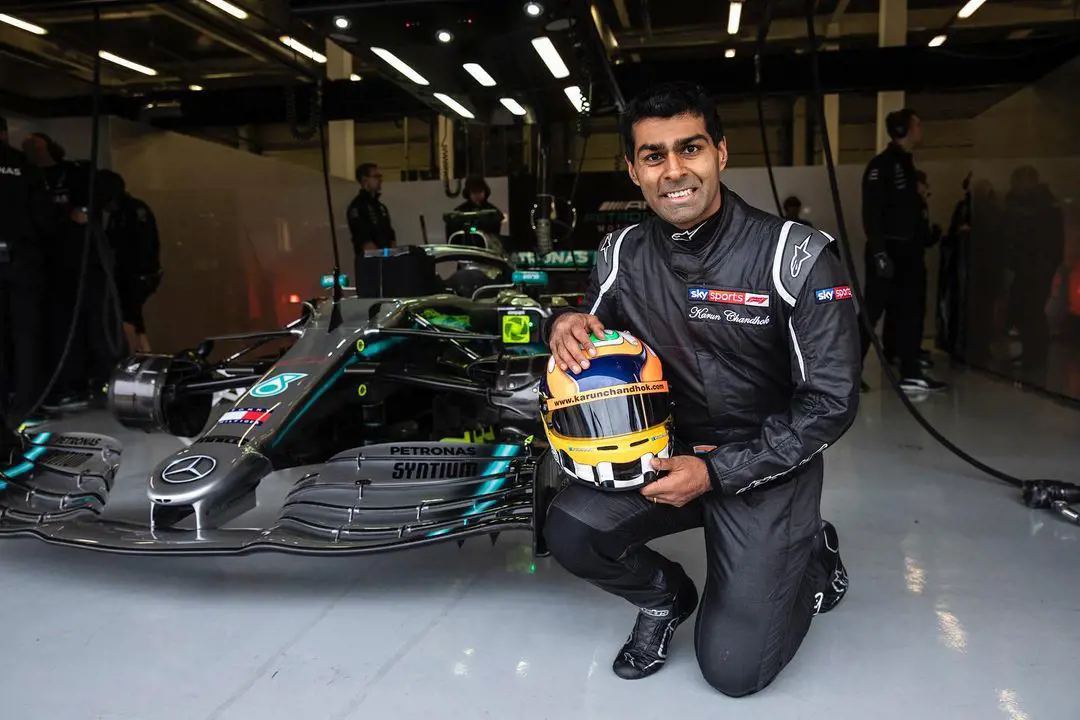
[0, 433, 548, 556]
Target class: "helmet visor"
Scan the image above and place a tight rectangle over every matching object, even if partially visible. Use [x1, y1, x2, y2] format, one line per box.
[546, 382, 669, 439]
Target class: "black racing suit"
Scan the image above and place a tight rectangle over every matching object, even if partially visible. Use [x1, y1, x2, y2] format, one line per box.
[541, 186, 861, 696]
[106, 193, 161, 335]
[859, 143, 926, 378]
[0, 144, 54, 441]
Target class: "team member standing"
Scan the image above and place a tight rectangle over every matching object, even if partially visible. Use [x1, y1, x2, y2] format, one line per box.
[542, 82, 857, 697]
[858, 109, 946, 392]
[0, 118, 54, 456]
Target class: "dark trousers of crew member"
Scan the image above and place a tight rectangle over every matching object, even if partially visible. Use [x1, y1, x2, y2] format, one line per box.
[46, 223, 119, 398]
[543, 453, 830, 697]
[1, 243, 46, 430]
[882, 257, 928, 362]
[859, 241, 925, 379]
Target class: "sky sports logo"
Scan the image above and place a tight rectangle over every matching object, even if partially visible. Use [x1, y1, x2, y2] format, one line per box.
[687, 287, 770, 307]
[814, 285, 853, 303]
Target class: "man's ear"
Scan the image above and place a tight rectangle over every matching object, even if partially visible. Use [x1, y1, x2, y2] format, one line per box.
[625, 157, 640, 187]
[716, 138, 729, 173]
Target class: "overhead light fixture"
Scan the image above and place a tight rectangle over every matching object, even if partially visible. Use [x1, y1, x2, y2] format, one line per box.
[725, 48, 736, 58]
[463, 62, 497, 87]
[531, 36, 569, 79]
[0, 14, 47, 35]
[524, 2, 544, 16]
[500, 98, 527, 116]
[434, 92, 475, 120]
[564, 85, 585, 113]
[371, 47, 429, 85]
[727, 1, 743, 35]
[350, 73, 362, 81]
[280, 36, 327, 63]
[202, 0, 248, 20]
[99, 50, 158, 76]
[437, 29, 453, 43]
[334, 16, 350, 30]
[957, 0, 988, 19]
[928, 34, 947, 47]
[189, 84, 204, 91]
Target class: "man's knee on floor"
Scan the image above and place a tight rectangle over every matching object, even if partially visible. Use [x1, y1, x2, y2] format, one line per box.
[696, 653, 773, 698]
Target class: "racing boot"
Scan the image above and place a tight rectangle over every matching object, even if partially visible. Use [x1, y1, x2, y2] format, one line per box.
[612, 575, 698, 680]
[813, 520, 849, 616]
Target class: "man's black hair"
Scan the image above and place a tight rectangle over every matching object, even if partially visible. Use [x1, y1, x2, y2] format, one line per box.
[619, 81, 725, 160]
[462, 175, 490, 201]
[783, 195, 802, 209]
[355, 162, 378, 183]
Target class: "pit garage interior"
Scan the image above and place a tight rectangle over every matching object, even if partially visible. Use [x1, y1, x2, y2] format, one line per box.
[1, 0, 1079, 717]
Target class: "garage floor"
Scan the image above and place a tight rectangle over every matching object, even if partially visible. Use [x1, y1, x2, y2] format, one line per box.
[2, 359, 1078, 720]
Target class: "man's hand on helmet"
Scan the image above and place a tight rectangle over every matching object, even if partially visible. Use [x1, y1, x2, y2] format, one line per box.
[641, 456, 711, 507]
[549, 312, 608, 374]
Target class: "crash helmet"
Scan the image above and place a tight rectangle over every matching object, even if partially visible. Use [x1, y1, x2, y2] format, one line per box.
[539, 330, 672, 491]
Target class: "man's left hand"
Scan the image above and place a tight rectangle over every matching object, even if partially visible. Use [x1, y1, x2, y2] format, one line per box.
[642, 455, 711, 507]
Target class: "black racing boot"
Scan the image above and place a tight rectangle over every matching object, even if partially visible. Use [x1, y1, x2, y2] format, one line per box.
[813, 520, 849, 616]
[612, 576, 698, 680]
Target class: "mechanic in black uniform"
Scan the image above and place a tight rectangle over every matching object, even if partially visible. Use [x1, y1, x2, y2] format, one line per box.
[0, 118, 55, 457]
[98, 170, 161, 353]
[541, 82, 856, 696]
[858, 110, 946, 392]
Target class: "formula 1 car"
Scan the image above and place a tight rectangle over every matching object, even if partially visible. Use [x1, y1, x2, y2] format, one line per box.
[0, 245, 577, 556]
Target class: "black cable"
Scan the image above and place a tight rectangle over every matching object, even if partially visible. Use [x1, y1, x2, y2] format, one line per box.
[797, 0, 1077, 505]
[10, 7, 104, 430]
[753, 0, 782, 217]
[313, 82, 344, 329]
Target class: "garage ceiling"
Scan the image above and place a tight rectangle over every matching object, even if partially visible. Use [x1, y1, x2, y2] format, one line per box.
[0, 0, 1077, 128]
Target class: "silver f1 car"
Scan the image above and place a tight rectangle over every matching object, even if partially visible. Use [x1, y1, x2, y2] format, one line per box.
[0, 245, 577, 557]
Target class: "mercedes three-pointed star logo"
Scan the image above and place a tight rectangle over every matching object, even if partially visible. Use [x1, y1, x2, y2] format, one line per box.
[161, 455, 217, 484]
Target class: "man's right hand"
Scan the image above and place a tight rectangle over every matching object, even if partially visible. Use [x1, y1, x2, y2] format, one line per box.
[549, 312, 608, 374]
[873, 251, 894, 279]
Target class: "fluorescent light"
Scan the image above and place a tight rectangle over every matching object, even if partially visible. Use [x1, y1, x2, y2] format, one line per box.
[564, 85, 585, 113]
[463, 62, 497, 87]
[500, 98, 527, 116]
[524, 2, 544, 16]
[202, 0, 248, 20]
[189, 84, 204, 91]
[437, 29, 453, 43]
[727, 2, 742, 35]
[531, 36, 569, 79]
[929, 34, 946, 47]
[280, 36, 327, 63]
[0, 14, 47, 35]
[433, 93, 475, 120]
[725, 48, 736, 58]
[99, 51, 158, 76]
[371, 46, 429, 85]
[957, 0, 988, 19]
[349, 73, 362, 82]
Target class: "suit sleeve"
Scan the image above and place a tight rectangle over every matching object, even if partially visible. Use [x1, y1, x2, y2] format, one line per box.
[703, 230, 861, 495]
[861, 157, 887, 258]
[346, 198, 373, 248]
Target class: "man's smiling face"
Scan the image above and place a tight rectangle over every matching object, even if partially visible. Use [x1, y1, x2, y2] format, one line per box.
[625, 112, 727, 229]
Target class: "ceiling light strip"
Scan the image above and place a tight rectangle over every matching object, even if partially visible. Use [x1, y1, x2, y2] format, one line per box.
[371, 47, 429, 85]
[99, 51, 158, 76]
[727, 2, 742, 35]
[957, 0, 988, 20]
[500, 98, 527, 116]
[202, 0, 248, 20]
[434, 93, 474, 119]
[280, 36, 327, 63]
[0, 13, 47, 35]
[463, 62, 497, 87]
[564, 85, 585, 113]
[531, 37, 569, 79]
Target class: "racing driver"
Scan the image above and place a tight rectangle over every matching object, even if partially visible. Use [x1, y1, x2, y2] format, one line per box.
[542, 81, 860, 697]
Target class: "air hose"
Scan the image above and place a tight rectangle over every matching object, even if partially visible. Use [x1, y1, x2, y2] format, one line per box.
[765, 0, 1080, 522]
[11, 6, 108, 431]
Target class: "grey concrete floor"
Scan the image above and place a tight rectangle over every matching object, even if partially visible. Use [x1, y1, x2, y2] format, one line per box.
[1, 358, 1078, 720]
